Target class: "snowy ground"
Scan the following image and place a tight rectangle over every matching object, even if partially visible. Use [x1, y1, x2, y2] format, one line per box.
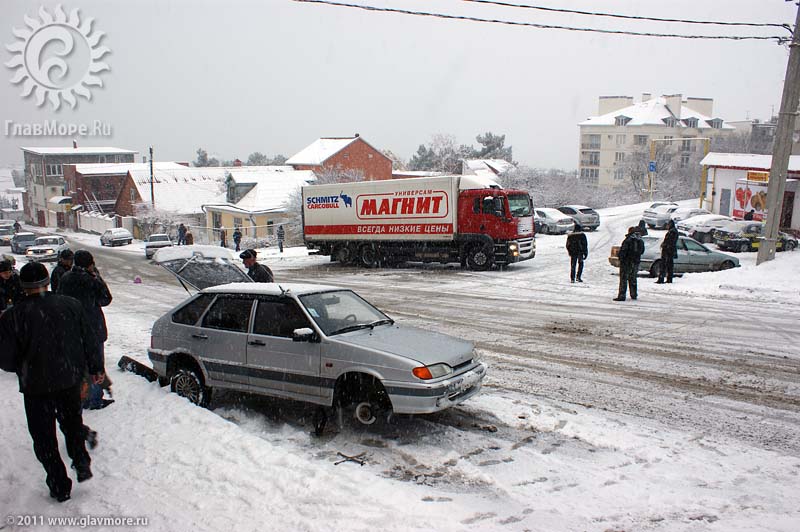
[1, 200, 799, 531]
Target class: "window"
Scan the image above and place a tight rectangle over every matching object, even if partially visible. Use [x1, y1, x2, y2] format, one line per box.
[253, 298, 311, 338]
[202, 296, 254, 332]
[46, 163, 62, 176]
[580, 168, 599, 184]
[212, 212, 222, 228]
[368, 153, 373, 159]
[130, 188, 136, 202]
[680, 154, 690, 168]
[172, 294, 215, 325]
[615, 152, 625, 163]
[663, 117, 678, 127]
[684, 239, 706, 252]
[233, 217, 243, 229]
[684, 117, 699, 128]
[634, 135, 648, 146]
[581, 151, 600, 166]
[343, 153, 349, 159]
[663, 135, 673, 145]
[581, 134, 601, 149]
[615, 134, 626, 146]
[614, 168, 625, 180]
[708, 119, 723, 129]
[98, 155, 107, 163]
[681, 139, 693, 152]
[614, 116, 631, 126]
[267, 220, 274, 235]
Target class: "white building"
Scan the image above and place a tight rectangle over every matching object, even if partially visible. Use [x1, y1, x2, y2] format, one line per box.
[578, 94, 735, 187]
[700, 152, 800, 230]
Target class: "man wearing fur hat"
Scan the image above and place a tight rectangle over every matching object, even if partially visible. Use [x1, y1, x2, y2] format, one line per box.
[240, 249, 274, 283]
[49, 249, 74, 293]
[0, 262, 103, 502]
[0, 259, 23, 312]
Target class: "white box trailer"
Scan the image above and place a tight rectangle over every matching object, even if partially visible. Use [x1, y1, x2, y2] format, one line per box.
[302, 175, 535, 270]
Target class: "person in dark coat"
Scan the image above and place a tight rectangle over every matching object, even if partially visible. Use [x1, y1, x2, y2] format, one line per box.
[657, 220, 679, 284]
[219, 226, 227, 248]
[635, 219, 649, 236]
[277, 224, 285, 253]
[49, 249, 74, 293]
[57, 251, 112, 408]
[184, 229, 194, 245]
[0, 262, 103, 502]
[240, 249, 274, 282]
[744, 209, 755, 221]
[233, 227, 242, 252]
[0, 259, 24, 312]
[177, 223, 187, 245]
[13, 220, 21, 233]
[565, 227, 588, 283]
[614, 227, 645, 301]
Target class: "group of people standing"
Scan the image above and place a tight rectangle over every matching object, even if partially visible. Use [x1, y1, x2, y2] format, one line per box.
[564, 218, 680, 301]
[218, 225, 286, 253]
[0, 249, 112, 503]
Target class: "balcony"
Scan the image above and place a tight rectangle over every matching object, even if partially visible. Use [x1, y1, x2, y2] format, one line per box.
[581, 143, 601, 150]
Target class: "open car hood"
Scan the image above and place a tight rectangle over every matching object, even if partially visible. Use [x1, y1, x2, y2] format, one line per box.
[153, 245, 252, 290]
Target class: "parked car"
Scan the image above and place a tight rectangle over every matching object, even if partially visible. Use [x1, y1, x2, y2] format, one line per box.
[609, 235, 739, 276]
[145, 233, 173, 259]
[669, 207, 710, 223]
[10, 232, 37, 254]
[25, 235, 69, 262]
[533, 211, 544, 234]
[676, 214, 733, 243]
[647, 201, 678, 210]
[642, 204, 679, 229]
[556, 205, 600, 231]
[149, 246, 487, 427]
[0, 225, 14, 246]
[100, 228, 133, 246]
[535, 208, 574, 234]
[713, 221, 798, 253]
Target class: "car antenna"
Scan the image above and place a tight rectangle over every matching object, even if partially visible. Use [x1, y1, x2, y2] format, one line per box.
[278, 284, 289, 297]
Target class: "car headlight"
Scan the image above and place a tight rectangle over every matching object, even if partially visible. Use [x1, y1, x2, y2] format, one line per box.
[412, 363, 453, 380]
[25, 249, 33, 255]
[46, 249, 54, 254]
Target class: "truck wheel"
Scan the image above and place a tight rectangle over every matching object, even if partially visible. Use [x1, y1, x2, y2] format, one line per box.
[359, 244, 379, 268]
[466, 244, 493, 271]
[333, 244, 353, 264]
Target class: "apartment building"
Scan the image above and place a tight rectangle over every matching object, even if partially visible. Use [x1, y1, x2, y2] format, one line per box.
[578, 94, 735, 187]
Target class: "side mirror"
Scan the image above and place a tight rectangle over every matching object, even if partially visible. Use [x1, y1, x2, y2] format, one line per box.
[292, 327, 316, 342]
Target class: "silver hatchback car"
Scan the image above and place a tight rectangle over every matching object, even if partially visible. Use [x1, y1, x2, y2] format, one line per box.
[148, 247, 486, 427]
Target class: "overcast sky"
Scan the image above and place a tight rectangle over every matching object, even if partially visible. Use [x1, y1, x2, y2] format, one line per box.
[1, 0, 795, 169]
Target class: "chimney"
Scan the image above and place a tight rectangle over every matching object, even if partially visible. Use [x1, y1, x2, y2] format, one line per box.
[233, 158, 242, 167]
[685, 97, 714, 118]
[642, 93, 651, 102]
[663, 93, 683, 119]
[598, 96, 634, 116]
[72, 140, 78, 149]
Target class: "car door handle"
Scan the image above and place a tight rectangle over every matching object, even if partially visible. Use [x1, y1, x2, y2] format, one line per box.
[191, 334, 208, 340]
[248, 340, 266, 346]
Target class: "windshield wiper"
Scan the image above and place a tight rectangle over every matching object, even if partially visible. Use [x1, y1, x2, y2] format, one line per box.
[329, 318, 394, 336]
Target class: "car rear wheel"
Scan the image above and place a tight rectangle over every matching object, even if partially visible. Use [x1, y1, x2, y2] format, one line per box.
[649, 260, 662, 278]
[787, 240, 797, 252]
[170, 366, 211, 408]
[719, 260, 736, 271]
[738, 243, 750, 253]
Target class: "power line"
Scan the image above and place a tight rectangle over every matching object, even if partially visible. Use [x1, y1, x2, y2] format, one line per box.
[462, 0, 793, 32]
[292, 0, 788, 41]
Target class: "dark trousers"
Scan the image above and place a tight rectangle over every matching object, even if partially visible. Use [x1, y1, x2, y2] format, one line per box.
[278, 240, 284, 253]
[617, 262, 638, 299]
[658, 254, 675, 283]
[24, 385, 89, 496]
[569, 254, 584, 281]
[234, 240, 241, 252]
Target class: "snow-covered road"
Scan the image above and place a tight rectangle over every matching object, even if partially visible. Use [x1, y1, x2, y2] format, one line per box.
[1, 200, 799, 531]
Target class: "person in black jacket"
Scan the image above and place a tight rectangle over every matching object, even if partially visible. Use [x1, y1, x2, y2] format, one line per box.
[565, 227, 588, 283]
[240, 249, 274, 282]
[57, 250, 112, 409]
[0, 259, 24, 312]
[614, 227, 645, 301]
[49, 249, 74, 293]
[0, 262, 103, 502]
[635, 219, 649, 236]
[657, 220, 679, 284]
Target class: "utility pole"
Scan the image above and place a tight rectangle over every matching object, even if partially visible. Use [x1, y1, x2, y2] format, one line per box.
[149, 146, 155, 208]
[757, 5, 800, 265]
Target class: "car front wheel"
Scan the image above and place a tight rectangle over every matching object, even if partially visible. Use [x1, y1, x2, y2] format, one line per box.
[738, 243, 750, 253]
[719, 260, 736, 271]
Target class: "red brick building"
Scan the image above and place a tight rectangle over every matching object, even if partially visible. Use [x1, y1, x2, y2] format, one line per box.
[286, 135, 392, 181]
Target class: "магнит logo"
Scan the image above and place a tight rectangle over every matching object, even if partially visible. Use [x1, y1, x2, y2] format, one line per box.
[5, 4, 110, 110]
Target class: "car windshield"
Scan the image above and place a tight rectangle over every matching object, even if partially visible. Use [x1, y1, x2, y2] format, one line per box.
[35, 238, 58, 245]
[298, 290, 392, 336]
[16, 234, 36, 241]
[579, 208, 595, 214]
[507, 194, 532, 217]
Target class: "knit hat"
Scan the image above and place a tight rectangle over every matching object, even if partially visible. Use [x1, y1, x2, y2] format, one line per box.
[239, 249, 257, 260]
[59, 249, 74, 260]
[0, 260, 12, 273]
[19, 262, 49, 288]
[74, 250, 94, 268]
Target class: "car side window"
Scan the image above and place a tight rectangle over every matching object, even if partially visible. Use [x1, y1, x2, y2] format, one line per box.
[253, 298, 311, 338]
[172, 294, 215, 325]
[684, 240, 705, 252]
[202, 295, 254, 333]
[676, 240, 687, 251]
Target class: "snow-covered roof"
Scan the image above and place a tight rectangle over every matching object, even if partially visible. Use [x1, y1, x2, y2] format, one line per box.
[47, 196, 72, 204]
[227, 166, 295, 185]
[71, 162, 186, 176]
[701, 152, 800, 172]
[285, 137, 360, 166]
[129, 166, 228, 215]
[462, 159, 515, 178]
[21, 146, 137, 155]
[579, 97, 735, 130]
[205, 169, 316, 215]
